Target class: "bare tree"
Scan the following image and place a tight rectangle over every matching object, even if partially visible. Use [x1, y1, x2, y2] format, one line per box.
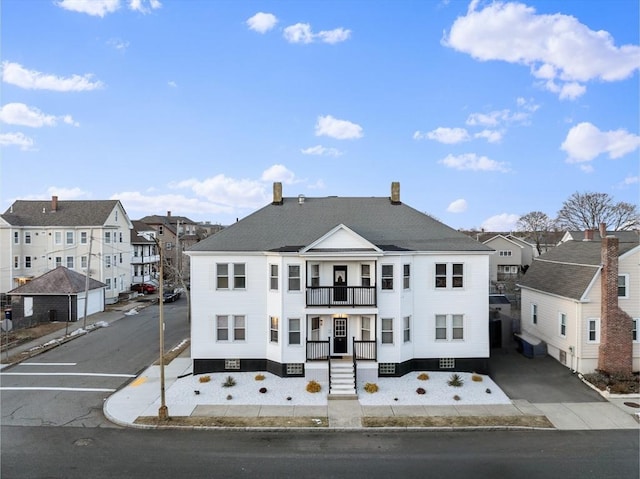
[516, 211, 556, 254]
[556, 192, 639, 231]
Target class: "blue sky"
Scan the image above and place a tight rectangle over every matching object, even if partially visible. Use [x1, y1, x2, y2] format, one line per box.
[1, 0, 638, 231]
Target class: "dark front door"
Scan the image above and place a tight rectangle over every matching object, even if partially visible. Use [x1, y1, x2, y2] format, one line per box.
[333, 265, 347, 302]
[333, 317, 347, 355]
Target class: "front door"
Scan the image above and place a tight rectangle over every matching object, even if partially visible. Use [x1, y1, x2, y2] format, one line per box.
[333, 317, 347, 355]
[333, 265, 347, 302]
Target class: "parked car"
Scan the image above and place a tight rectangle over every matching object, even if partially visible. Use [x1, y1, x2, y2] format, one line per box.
[131, 283, 157, 294]
[162, 290, 181, 303]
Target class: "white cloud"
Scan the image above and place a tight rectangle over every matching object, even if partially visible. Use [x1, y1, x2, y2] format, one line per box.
[439, 153, 510, 172]
[301, 145, 343, 157]
[0, 103, 78, 128]
[447, 199, 467, 213]
[315, 115, 363, 140]
[128, 0, 161, 14]
[261, 164, 298, 184]
[317, 28, 352, 44]
[55, 0, 160, 16]
[423, 127, 470, 144]
[283, 23, 315, 44]
[620, 175, 639, 187]
[56, 0, 120, 16]
[474, 129, 503, 143]
[481, 213, 520, 232]
[307, 179, 326, 190]
[561, 122, 640, 164]
[247, 12, 278, 34]
[283, 23, 351, 44]
[168, 81, 177, 88]
[443, 1, 640, 99]
[115, 190, 236, 218]
[169, 174, 268, 209]
[2, 62, 104, 91]
[0, 132, 34, 150]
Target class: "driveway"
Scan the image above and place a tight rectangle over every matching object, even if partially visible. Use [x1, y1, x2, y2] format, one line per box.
[488, 340, 604, 403]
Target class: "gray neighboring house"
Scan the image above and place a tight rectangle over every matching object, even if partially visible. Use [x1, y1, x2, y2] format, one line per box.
[7, 266, 106, 329]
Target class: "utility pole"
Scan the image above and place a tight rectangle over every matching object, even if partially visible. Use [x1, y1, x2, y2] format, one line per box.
[82, 228, 93, 330]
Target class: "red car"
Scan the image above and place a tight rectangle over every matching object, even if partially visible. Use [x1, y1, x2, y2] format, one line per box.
[131, 283, 157, 294]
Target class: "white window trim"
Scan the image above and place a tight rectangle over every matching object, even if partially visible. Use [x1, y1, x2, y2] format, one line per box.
[531, 303, 538, 325]
[403, 315, 411, 343]
[632, 318, 639, 343]
[270, 316, 279, 343]
[381, 317, 394, 345]
[403, 264, 410, 290]
[559, 312, 567, 338]
[269, 264, 279, 291]
[618, 274, 629, 299]
[586, 318, 600, 343]
[287, 264, 301, 292]
[435, 314, 465, 341]
[288, 317, 301, 346]
[435, 263, 465, 289]
[381, 264, 394, 291]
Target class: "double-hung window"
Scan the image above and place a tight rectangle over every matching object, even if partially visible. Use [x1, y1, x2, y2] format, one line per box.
[559, 313, 567, 337]
[311, 264, 320, 287]
[66, 231, 74, 245]
[381, 318, 393, 344]
[532, 304, 538, 325]
[270, 316, 279, 343]
[587, 319, 599, 343]
[66, 256, 74, 269]
[403, 316, 411, 342]
[361, 316, 371, 340]
[361, 264, 371, 287]
[435, 314, 464, 341]
[288, 318, 300, 345]
[233, 264, 246, 289]
[25, 256, 32, 268]
[633, 319, 638, 342]
[24, 232, 31, 244]
[13, 232, 19, 244]
[269, 265, 278, 290]
[216, 263, 246, 290]
[403, 264, 410, 290]
[288, 265, 300, 291]
[381, 265, 393, 290]
[435, 263, 464, 288]
[618, 275, 629, 298]
[216, 315, 246, 341]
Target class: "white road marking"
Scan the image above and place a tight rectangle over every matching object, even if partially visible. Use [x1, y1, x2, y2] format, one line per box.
[0, 387, 115, 392]
[0, 372, 136, 378]
[20, 362, 77, 366]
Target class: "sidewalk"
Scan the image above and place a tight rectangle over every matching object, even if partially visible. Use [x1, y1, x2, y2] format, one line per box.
[3, 305, 639, 431]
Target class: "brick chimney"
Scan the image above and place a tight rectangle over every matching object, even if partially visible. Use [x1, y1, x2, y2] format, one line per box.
[597, 233, 633, 375]
[584, 229, 594, 241]
[51, 195, 58, 212]
[390, 181, 401, 205]
[599, 222, 607, 238]
[167, 211, 171, 217]
[272, 182, 283, 205]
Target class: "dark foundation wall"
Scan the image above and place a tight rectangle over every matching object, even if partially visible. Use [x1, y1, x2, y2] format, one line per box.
[9, 294, 78, 330]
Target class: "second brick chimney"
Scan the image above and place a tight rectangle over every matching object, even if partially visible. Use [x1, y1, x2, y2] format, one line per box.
[597, 233, 633, 375]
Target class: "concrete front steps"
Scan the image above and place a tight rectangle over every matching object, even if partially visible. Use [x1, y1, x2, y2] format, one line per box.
[329, 359, 358, 399]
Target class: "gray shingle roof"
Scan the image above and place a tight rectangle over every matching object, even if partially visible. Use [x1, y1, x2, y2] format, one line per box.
[2, 199, 121, 227]
[8, 266, 106, 295]
[189, 196, 492, 253]
[518, 233, 640, 300]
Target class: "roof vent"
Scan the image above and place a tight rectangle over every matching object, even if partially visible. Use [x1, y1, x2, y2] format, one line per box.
[298, 194, 305, 204]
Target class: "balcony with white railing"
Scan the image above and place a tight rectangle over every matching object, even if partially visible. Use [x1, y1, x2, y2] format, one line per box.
[306, 286, 376, 307]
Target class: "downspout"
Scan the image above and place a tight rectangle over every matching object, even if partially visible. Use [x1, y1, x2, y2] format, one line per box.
[573, 300, 580, 374]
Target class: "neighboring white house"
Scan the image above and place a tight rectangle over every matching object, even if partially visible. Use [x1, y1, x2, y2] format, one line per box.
[186, 183, 493, 394]
[0, 196, 134, 305]
[518, 227, 639, 374]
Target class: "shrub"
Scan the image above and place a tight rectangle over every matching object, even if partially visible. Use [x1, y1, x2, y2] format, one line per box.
[471, 374, 483, 382]
[417, 373, 430, 381]
[306, 380, 321, 393]
[255, 374, 265, 381]
[364, 382, 379, 393]
[199, 375, 211, 383]
[222, 376, 236, 388]
[259, 387, 267, 394]
[416, 387, 426, 395]
[453, 395, 461, 401]
[447, 373, 464, 387]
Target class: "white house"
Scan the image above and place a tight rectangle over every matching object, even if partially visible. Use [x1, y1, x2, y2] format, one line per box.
[518, 226, 639, 374]
[0, 196, 133, 305]
[186, 183, 493, 394]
